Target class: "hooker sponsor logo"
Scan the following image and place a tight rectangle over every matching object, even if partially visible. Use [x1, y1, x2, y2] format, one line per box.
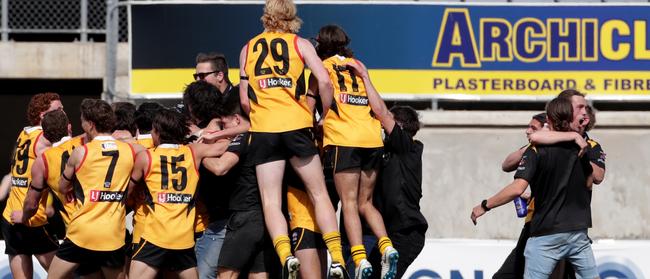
[258, 77, 293, 89]
[157, 192, 192, 204]
[11, 177, 28, 187]
[89, 190, 124, 202]
[339, 93, 369, 106]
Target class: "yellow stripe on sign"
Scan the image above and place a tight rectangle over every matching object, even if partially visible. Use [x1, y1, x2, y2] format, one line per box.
[131, 68, 242, 95]
[131, 68, 650, 96]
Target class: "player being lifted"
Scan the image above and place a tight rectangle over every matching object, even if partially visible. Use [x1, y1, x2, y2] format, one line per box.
[238, 0, 346, 278]
[312, 25, 398, 279]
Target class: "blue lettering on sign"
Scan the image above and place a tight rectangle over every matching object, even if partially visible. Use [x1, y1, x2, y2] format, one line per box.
[409, 269, 484, 279]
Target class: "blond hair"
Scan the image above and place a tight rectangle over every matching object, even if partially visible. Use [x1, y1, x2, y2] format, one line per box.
[261, 0, 302, 33]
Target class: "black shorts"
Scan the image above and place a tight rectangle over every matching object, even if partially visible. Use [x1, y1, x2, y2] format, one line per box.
[290, 227, 325, 252]
[248, 129, 319, 165]
[218, 210, 276, 273]
[1, 217, 59, 255]
[323, 146, 383, 173]
[132, 239, 196, 272]
[56, 239, 125, 268]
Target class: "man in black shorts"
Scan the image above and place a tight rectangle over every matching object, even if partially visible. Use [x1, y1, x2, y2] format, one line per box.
[201, 96, 277, 279]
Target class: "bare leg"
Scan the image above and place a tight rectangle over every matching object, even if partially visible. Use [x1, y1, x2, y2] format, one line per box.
[47, 256, 80, 279]
[334, 169, 363, 248]
[295, 248, 326, 279]
[127, 260, 157, 279]
[35, 250, 56, 271]
[217, 267, 240, 279]
[248, 272, 269, 279]
[289, 155, 338, 234]
[176, 267, 198, 279]
[256, 160, 289, 243]
[358, 169, 388, 239]
[101, 266, 125, 279]
[9, 254, 33, 279]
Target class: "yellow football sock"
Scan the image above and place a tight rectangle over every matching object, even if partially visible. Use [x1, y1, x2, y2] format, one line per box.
[323, 231, 345, 267]
[273, 235, 292, 266]
[351, 245, 367, 267]
[378, 236, 394, 255]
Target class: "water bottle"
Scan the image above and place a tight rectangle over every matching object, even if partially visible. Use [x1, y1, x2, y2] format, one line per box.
[514, 197, 528, 218]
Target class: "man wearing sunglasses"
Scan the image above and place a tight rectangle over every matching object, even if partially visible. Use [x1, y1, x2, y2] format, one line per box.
[195, 52, 237, 102]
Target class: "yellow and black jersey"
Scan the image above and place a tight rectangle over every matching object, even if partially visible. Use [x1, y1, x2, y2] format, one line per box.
[322, 56, 382, 148]
[287, 186, 319, 233]
[3, 126, 49, 227]
[136, 134, 155, 149]
[194, 200, 209, 234]
[66, 136, 135, 251]
[244, 32, 311, 133]
[42, 136, 85, 226]
[69, 134, 86, 147]
[131, 134, 154, 243]
[141, 144, 200, 250]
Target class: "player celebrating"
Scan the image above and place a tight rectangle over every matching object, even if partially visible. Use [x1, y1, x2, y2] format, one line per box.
[238, 0, 346, 278]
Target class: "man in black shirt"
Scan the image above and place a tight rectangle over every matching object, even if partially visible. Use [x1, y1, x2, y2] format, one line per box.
[347, 61, 428, 279]
[471, 96, 598, 278]
[201, 96, 276, 279]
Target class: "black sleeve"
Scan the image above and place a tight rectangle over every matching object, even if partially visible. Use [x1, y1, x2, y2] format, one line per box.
[226, 133, 246, 154]
[587, 141, 606, 169]
[514, 146, 538, 182]
[386, 125, 413, 154]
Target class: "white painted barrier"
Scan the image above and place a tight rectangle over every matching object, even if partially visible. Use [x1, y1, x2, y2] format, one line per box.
[403, 239, 649, 279]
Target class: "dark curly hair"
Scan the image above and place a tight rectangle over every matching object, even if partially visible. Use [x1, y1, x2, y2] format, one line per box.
[390, 106, 420, 138]
[135, 102, 164, 134]
[80, 99, 116, 134]
[182, 81, 222, 128]
[112, 102, 137, 137]
[316, 25, 354, 60]
[27, 92, 61, 126]
[153, 109, 190, 145]
[546, 97, 573, 132]
[41, 110, 69, 143]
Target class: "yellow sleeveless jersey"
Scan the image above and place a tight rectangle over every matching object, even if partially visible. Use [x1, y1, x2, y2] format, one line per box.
[131, 133, 154, 243]
[141, 144, 200, 250]
[194, 200, 209, 234]
[3, 126, 49, 227]
[42, 136, 85, 226]
[244, 32, 311, 132]
[322, 56, 382, 148]
[66, 136, 135, 251]
[136, 134, 155, 149]
[287, 186, 319, 232]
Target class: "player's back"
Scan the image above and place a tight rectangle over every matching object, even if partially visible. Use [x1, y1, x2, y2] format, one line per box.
[66, 136, 134, 251]
[42, 136, 85, 226]
[244, 31, 311, 133]
[3, 126, 48, 226]
[322, 55, 382, 148]
[142, 144, 200, 250]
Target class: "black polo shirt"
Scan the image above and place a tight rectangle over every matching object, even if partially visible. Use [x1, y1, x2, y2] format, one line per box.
[514, 142, 593, 237]
[375, 125, 428, 233]
[226, 133, 262, 212]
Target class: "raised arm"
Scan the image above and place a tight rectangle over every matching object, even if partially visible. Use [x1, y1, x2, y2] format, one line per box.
[239, 44, 251, 115]
[529, 131, 587, 150]
[346, 60, 396, 134]
[501, 146, 527, 172]
[14, 156, 47, 224]
[202, 152, 240, 176]
[189, 139, 231, 167]
[127, 150, 149, 200]
[59, 145, 85, 196]
[298, 37, 333, 118]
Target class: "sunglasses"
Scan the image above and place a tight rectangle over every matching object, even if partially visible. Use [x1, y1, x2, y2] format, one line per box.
[193, 70, 219, 80]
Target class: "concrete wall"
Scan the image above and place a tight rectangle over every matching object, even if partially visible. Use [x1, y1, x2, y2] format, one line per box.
[0, 42, 130, 100]
[417, 112, 650, 239]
